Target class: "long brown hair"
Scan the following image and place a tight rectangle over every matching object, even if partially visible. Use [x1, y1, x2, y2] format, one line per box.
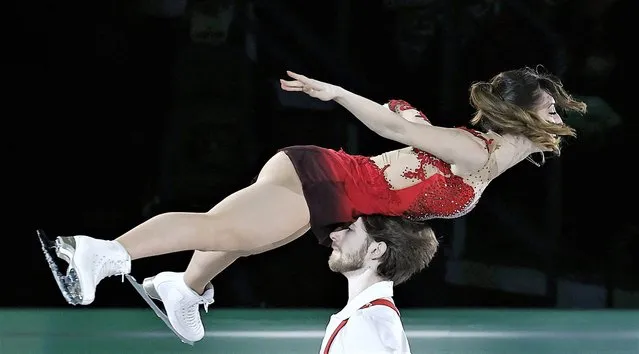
[469, 66, 587, 154]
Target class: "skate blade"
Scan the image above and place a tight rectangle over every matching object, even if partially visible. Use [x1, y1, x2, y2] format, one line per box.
[125, 274, 195, 346]
[36, 229, 83, 305]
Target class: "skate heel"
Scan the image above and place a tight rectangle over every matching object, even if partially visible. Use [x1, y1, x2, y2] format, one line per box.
[36, 230, 83, 305]
[54, 236, 76, 264]
[142, 276, 161, 300]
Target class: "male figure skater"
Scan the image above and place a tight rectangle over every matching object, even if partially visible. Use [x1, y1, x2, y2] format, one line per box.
[318, 215, 438, 353]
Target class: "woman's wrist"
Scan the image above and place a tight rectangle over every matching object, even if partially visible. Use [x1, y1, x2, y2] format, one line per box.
[332, 85, 348, 103]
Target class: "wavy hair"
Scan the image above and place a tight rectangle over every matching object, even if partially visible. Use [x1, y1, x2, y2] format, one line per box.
[362, 215, 438, 285]
[469, 66, 587, 154]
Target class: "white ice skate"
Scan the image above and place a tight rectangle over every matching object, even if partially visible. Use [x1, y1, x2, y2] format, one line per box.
[37, 229, 131, 306]
[125, 271, 214, 345]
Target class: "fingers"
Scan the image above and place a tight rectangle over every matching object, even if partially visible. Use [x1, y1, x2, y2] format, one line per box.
[287, 70, 311, 84]
[286, 70, 301, 79]
[281, 85, 303, 92]
[280, 79, 303, 87]
[280, 79, 303, 91]
[281, 71, 322, 95]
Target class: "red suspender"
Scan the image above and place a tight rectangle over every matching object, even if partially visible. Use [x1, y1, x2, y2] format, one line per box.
[323, 318, 349, 354]
[361, 299, 399, 314]
[323, 299, 400, 354]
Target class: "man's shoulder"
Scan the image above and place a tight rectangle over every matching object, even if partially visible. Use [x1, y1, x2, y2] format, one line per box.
[346, 304, 407, 351]
[349, 300, 405, 333]
[356, 304, 403, 327]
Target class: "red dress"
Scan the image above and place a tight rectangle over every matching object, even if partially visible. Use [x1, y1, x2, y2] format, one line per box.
[280, 100, 497, 246]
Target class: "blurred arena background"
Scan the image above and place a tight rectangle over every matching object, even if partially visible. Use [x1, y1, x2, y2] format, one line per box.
[4, 0, 637, 353]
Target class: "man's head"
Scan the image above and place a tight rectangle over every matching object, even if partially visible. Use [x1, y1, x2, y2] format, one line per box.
[328, 215, 438, 285]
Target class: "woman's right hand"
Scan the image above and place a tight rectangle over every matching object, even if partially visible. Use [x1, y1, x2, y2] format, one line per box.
[280, 71, 339, 101]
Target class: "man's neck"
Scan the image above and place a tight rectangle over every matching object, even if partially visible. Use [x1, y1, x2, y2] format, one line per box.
[343, 268, 385, 301]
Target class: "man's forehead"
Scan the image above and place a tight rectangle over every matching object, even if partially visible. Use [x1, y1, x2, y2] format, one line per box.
[352, 217, 365, 228]
[332, 221, 352, 232]
[332, 217, 364, 232]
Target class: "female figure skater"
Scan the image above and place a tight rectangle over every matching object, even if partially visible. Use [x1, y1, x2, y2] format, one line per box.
[43, 66, 586, 343]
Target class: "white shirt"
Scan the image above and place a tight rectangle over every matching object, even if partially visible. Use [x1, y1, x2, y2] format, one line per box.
[318, 281, 411, 354]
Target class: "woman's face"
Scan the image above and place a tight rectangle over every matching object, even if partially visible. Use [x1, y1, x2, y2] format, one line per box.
[536, 90, 563, 125]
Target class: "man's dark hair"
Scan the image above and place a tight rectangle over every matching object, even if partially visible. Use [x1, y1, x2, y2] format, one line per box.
[362, 215, 438, 285]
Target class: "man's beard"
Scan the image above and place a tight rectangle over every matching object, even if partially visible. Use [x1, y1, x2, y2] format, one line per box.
[328, 242, 369, 273]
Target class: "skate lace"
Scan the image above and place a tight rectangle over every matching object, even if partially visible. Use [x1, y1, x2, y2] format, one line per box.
[181, 298, 213, 329]
[94, 255, 128, 283]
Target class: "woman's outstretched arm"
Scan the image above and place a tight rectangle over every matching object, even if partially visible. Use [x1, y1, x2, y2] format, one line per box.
[281, 71, 488, 172]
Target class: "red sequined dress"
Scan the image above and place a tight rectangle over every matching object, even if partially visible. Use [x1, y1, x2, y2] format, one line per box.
[280, 100, 499, 246]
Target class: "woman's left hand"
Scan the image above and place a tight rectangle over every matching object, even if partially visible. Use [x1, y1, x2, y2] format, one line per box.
[280, 71, 339, 101]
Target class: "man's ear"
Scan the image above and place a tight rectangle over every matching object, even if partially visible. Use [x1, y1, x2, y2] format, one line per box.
[370, 241, 387, 260]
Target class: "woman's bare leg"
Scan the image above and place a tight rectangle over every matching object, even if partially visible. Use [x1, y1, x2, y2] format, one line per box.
[182, 251, 240, 295]
[115, 152, 310, 261]
[183, 226, 309, 294]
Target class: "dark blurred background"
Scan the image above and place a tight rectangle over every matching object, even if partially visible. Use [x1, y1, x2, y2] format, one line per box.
[6, 0, 636, 310]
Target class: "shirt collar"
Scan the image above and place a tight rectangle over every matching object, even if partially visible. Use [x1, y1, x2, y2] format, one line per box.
[333, 281, 394, 320]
